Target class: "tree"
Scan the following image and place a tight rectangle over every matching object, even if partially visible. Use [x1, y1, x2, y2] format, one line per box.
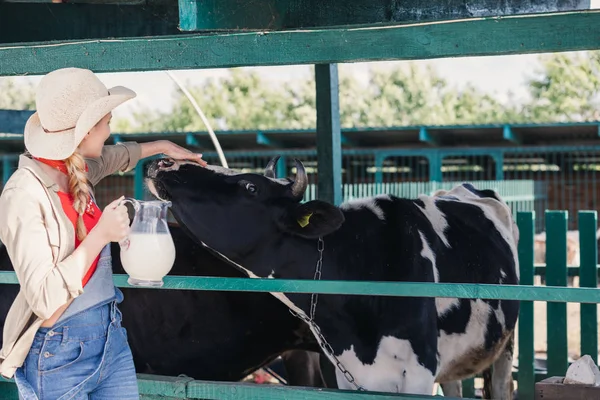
[119, 64, 525, 132]
[0, 78, 36, 110]
[524, 51, 600, 122]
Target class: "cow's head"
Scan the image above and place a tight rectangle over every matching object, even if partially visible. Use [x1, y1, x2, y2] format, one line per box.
[146, 157, 344, 268]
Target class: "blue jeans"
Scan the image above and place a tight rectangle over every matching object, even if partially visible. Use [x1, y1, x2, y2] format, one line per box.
[14, 301, 139, 400]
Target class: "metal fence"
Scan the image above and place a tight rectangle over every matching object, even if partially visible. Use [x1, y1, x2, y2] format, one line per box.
[2, 146, 600, 232]
[0, 210, 598, 399]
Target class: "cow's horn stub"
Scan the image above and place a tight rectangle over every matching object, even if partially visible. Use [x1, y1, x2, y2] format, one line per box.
[264, 155, 280, 179]
[290, 158, 308, 199]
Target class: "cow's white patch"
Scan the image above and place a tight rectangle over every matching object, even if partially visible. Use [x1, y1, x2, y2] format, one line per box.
[145, 178, 167, 201]
[432, 185, 520, 280]
[267, 270, 276, 279]
[498, 268, 507, 284]
[340, 195, 390, 221]
[440, 381, 462, 397]
[436, 299, 491, 381]
[415, 196, 450, 248]
[335, 336, 435, 394]
[436, 298, 461, 318]
[418, 230, 439, 282]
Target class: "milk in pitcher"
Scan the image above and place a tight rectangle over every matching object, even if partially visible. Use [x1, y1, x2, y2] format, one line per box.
[120, 232, 176, 286]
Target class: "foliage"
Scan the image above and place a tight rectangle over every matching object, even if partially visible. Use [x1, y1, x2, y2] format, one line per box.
[523, 52, 600, 122]
[0, 79, 36, 110]
[1, 51, 598, 131]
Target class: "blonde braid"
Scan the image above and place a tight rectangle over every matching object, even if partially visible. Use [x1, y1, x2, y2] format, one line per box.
[64, 153, 90, 241]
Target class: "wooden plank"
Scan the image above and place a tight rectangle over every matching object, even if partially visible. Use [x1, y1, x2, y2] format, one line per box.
[0, 2, 181, 44]
[137, 374, 193, 398]
[0, 381, 19, 398]
[545, 211, 569, 379]
[578, 211, 599, 364]
[517, 211, 536, 400]
[185, 380, 467, 399]
[535, 376, 600, 400]
[0, 110, 34, 134]
[0, 271, 598, 303]
[461, 378, 475, 398]
[178, 0, 590, 31]
[315, 64, 342, 206]
[2, 10, 600, 76]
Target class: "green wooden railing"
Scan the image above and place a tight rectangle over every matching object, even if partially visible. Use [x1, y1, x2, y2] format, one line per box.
[0, 210, 598, 399]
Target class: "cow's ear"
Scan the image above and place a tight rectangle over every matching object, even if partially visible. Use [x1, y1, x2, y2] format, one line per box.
[279, 200, 345, 239]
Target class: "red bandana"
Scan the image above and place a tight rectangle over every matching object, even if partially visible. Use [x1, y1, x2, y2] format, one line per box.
[33, 157, 95, 217]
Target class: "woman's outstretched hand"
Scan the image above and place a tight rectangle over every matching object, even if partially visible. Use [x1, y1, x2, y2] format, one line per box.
[141, 140, 208, 167]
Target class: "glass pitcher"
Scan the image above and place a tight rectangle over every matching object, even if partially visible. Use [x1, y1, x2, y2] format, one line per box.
[118, 197, 176, 287]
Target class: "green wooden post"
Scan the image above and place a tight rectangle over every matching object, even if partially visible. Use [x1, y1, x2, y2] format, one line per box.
[0, 381, 18, 398]
[492, 152, 504, 180]
[315, 64, 342, 206]
[517, 211, 535, 400]
[461, 377, 475, 398]
[374, 154, 384, 185]
[134, 161, 146, 200]
[545, 210, 569, 378]
[428, 153, 442, 182]
[277, 155, 288, 179]
[578, 211, 598, 364]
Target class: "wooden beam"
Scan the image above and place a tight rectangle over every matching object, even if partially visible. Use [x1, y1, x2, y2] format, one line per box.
[418, 126, 438, 146]
[256, 131, 281, 147]
[0, 110, 34, 133]
[1, 10, 600, 76]
[178, 0, 590, 31]
[502, 125, 522, 144]
[315, 64, 342, 206]
[0, 2, 181, 44]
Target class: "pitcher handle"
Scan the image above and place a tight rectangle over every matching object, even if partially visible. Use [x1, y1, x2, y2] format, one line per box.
[118, 197, 137, 251]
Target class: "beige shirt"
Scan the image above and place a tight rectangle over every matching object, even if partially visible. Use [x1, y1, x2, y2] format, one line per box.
[0, 142, 141, 378]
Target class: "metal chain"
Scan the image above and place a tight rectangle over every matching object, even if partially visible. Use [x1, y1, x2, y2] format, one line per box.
[289, 237, 366, 391]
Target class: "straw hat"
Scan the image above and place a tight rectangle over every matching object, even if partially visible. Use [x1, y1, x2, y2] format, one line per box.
[24, 67, 136, 160]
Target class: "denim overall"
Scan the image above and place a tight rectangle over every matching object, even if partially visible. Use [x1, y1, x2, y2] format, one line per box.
[14, 244, 140, 400]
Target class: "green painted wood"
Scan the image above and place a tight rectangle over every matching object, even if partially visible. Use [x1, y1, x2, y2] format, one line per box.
[535, 266, 600, 277]
[0, 381, 18, 398]
[461, 377, 475, 398]
[427, 154, 442, 182]
[578, 211, 599, 365]
[2, 10, 600, 76]
[545, 211, 569, 379]
[517, 211, 535, 400]
[1, 271, 599, 303]
[185, 380, 468, 399]
[177, 0, 589, 31]
[0, 2, 182, 44]
[0, 110, 34, 134]
[138, 374, 194, 398]
[134, 162, 146, 199]
[178, 0, 199, 33]
[277, 155, 288, 178]
[315, 64, 343, 206]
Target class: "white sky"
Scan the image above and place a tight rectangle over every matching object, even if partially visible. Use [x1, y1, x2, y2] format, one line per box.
[4, 0, 600, 122]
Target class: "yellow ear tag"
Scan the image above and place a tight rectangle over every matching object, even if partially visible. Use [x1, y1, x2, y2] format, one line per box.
[297, 212, 313, 228]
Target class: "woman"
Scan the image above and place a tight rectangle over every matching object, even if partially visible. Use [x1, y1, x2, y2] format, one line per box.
[0, 67, 207, 399]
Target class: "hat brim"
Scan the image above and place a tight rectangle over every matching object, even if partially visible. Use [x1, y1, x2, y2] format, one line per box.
[24, 86, 136, 160]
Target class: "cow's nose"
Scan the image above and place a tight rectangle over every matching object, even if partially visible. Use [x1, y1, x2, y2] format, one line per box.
[158, 159, 175, 170]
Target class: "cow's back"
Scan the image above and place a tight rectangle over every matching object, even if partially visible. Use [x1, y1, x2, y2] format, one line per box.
[411, 183, 520, 382]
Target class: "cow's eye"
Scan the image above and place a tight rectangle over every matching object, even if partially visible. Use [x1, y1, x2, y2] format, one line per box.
[245, 182, 257, 194]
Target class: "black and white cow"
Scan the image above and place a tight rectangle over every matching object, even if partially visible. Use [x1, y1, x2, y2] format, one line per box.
[0, 225, 327, 386]
[145, 156, 520, 398]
